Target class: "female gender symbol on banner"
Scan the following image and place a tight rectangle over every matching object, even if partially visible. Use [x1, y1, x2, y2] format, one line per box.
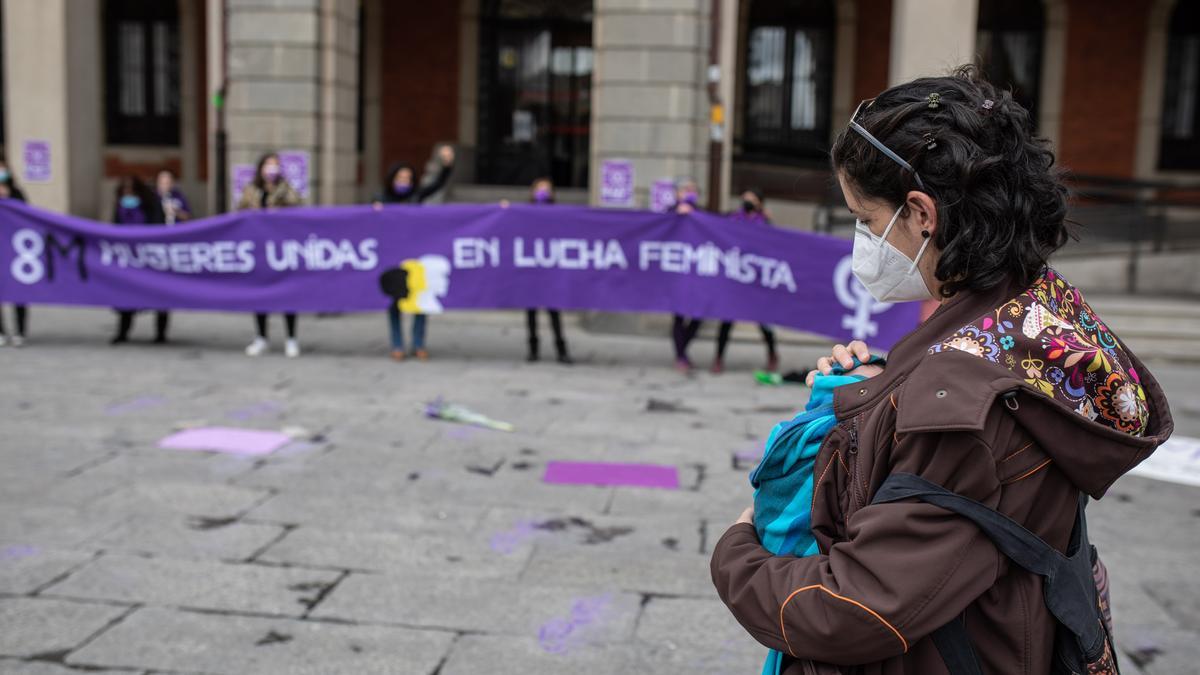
[833, 254, 894, 340]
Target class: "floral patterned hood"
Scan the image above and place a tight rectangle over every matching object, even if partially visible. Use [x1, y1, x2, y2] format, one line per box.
[930, 268, 1151, 437]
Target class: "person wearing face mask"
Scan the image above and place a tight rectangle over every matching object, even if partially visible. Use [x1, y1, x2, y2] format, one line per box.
[373, 145, 455, 361]
[110, 175, 169, 345]
[372, 144, 455, 208]
[155, 169, 192, 225]
[239, 153, 303, 358]
[521, 177, 572, 364]
[712, 67, 1171, 675]
[670, 178, 705, 372]
[711, 189, 779, 374]
[0, 157, 29, 347]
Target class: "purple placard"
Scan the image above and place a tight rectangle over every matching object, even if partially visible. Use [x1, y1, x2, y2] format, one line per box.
[650, 178, 676, 213]
[278, 150, 310, 199]
[599, 159, 634, 208]
[543, 461, 680, 489]
[0, 201, 922, 348]
[22, 141, 51, 183]
[230, 164, 256, 210]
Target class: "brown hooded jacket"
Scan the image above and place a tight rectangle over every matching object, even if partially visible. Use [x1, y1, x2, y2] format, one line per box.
[711, 269, 1173, 674]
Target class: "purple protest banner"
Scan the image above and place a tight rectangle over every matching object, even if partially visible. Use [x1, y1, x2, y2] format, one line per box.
[650, 178, 676, 213]
[278, 150, 310, 200]
[230, 164, 256, 210]
[23, 141, 51, 183]
[599, 159, 634, 207]
[0, 201, 920, 348]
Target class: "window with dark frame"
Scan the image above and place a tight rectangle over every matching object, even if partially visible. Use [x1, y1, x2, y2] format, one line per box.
[740, 0, 835, 164]
[976, 0, 1044, 131]
[1160, 2, 1200, 171]
[104, 0, 181, 146]
[476, 0, 593, 187]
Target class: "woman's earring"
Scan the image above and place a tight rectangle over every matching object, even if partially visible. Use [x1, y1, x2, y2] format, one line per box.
[921, 230, 931, 239]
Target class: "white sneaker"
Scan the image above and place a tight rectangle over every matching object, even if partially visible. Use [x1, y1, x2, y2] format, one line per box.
[10, 335, 24, 348]
[245, 337, 268, 357]
[284, 339, 300, 358]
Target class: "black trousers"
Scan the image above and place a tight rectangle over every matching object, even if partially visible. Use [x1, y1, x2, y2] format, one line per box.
[716, 321, 777, 360]
[526, 308, 567, 356]
[255, 313, 297, 339]
[671, 314, 702, 361]
[115, 310, 169, 340]
[0, 305, 27, 336]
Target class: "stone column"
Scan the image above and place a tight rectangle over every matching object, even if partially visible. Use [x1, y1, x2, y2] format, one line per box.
[888, 0, 978, 85]
[716, 0, 738, 209]
[178, 0, 205, 215]
[2, 0, 103, 216]
[318, 0, 359, 204]
[224, 0, 358, 205]
[590, 0, 711, 207]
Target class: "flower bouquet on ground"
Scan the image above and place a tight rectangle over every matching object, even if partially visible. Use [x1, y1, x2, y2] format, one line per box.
[424, 397, 514, 432]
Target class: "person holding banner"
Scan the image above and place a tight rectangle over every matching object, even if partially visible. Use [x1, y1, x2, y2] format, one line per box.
[523, 177, 572, 364]
[0, 157, 28, 347]
[711, 189, 779, 374]
[155, 169, 192, 225]
[240, 153, 304, 358]
[110, 176, 170, 345]
[670, 178, 704, 373]
[372, 145, 455, 208]
[374, 147, 455, 361]
[711, 66, 1172, 675]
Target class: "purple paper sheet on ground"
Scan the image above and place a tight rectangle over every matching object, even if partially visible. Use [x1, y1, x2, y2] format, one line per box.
[543, 461, 679, 489]
[158, 427, 292, 456]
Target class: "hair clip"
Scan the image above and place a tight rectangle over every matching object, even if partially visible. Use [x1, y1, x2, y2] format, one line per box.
[981, 99, 994, 110]
[926, 92, 942, 109]
[922, 132, 938, 150]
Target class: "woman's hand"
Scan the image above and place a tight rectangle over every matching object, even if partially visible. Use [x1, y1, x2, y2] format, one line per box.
[735, 506, 754, 526]
[806, 340, 877, 386]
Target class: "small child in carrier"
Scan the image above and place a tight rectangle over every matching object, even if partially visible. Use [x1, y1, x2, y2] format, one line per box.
[749, 355, 885, 675]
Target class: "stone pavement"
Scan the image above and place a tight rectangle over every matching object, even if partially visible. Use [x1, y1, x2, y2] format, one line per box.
[1, 307, 1198, 674]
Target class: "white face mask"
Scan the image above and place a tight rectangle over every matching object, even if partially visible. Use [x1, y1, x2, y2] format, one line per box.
[851, 203, 934, 303]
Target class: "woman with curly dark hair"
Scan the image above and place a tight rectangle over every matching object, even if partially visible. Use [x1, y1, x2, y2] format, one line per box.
[712, 67, 1173, 674]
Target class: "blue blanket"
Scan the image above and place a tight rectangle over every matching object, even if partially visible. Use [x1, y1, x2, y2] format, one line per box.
[750, 358, 881, 675]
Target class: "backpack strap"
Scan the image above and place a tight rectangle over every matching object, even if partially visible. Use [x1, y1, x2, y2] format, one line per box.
[929, 615, 983, 675]
[871, 473, 1107, 670]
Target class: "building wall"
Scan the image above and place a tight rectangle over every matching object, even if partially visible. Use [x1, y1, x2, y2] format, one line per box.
[220, 0, 358, 205]
[378, 0, 460, 184]
[1057, 0, 1151, 178]
[590, 0, 712, 207]
[2, 0, 104, 217]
